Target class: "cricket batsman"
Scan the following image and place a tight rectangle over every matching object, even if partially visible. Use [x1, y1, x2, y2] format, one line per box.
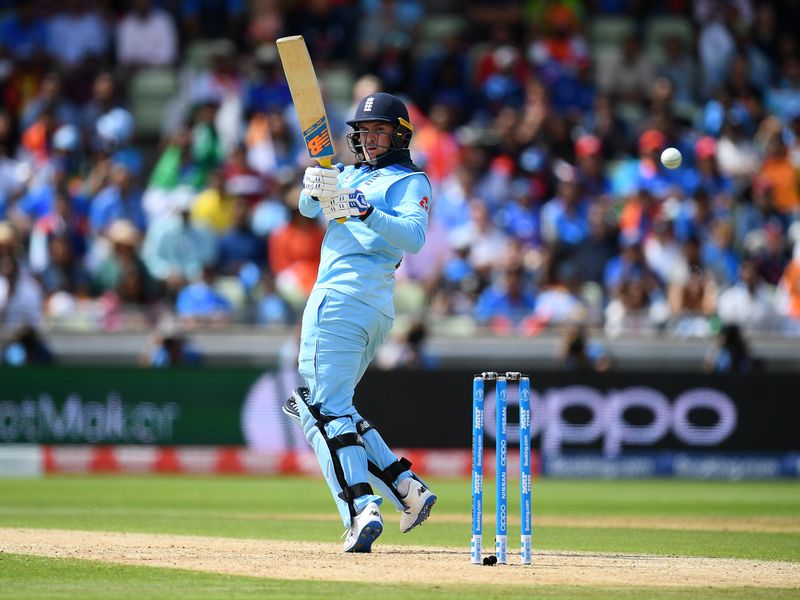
[283, 92, 437, 552]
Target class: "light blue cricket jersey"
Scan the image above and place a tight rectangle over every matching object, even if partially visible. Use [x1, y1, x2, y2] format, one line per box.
[299, 162, 431, 318]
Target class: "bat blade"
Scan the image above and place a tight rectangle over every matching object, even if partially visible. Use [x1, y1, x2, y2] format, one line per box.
[276, 35, 335, 168]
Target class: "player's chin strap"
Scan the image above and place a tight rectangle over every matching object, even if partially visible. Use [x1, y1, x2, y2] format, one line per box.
[356, 418, 413, 504]
[304, 402, 374, 519]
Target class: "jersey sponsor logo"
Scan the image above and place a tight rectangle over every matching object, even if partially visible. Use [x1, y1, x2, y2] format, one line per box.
[419, 196, 429, 211]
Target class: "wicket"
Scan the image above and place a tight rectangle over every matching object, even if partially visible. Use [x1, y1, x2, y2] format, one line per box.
[471, 371, 532, 565]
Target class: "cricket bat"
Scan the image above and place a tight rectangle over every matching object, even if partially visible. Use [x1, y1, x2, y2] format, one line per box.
[276, 35, 345, 221]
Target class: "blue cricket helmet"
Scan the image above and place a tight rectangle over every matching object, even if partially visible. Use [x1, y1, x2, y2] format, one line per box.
[345, 93, 414, 163]
[347, 92, 410, 128]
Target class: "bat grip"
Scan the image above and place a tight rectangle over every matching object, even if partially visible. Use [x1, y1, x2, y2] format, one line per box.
[316, 157, 346, 224]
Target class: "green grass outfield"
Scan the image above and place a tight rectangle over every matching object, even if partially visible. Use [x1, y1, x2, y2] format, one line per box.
[1, 476, 799, 599]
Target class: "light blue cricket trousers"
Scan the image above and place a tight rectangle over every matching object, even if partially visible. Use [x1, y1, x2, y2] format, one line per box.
[297, 287, 410, 527]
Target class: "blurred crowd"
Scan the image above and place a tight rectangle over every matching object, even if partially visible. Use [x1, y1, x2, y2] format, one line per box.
[1, 0, 800, 366]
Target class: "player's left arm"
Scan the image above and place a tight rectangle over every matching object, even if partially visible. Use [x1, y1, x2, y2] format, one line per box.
[361, 175, 430, 253]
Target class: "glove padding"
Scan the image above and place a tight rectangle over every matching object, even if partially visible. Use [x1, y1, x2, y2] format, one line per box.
[320, 188, 370, 222]
[303, 166, 339, 200]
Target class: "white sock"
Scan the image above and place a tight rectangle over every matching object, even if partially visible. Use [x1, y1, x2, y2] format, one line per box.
[397, 477, 412, 497]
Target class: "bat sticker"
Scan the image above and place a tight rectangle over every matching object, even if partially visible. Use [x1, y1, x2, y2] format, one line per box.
[303, 117, 334, 159]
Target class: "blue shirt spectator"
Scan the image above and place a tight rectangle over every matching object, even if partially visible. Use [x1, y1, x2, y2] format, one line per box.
[216, 200, 267, 275]
[0, 5, 48, 59]
[473, 267, 537, 326]
[89, 165, 147, 234]
[176, 269, 233, 321]
[46, 3, 110, 67]
[540, 178, 590, 246]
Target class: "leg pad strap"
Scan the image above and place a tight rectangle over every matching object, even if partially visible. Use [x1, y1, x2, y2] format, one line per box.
[338, 482, 374, 503]
[368, 457, 412, 503]
[303, 403, 371, 518]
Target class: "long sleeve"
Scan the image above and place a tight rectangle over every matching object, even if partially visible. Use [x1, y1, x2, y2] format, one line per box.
[362, 175, 429, 254]
[299, 192, 322, 218]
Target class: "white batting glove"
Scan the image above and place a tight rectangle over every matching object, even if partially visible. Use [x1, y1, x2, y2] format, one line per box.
[302, 166, 339, 200]
[320, 189, 371, 222]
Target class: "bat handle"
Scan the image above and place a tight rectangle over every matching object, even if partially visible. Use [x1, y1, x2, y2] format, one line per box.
[316, 157, 346, 224]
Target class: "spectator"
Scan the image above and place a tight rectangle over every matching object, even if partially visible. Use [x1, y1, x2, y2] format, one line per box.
[532, 262, 587, 326]
[449, 198, 510, 278]
[605, 276, 669, 338]
[734, 178, 784, 252]
[19, 71, 78, 132]
[243, 44, 293, 116]
[2, 324, 54, 366]
[413, 34, 473, 122]
[473, 265, 537, 332]
[268, 190, 324, 310]
[175, 265, 233, 326]
[668, 269, 718, 338]
[190, 169, 236, 234]
[0, 252, 44, 331]
[598, 35, 655, 119]
[568, 202, 617, 286]
[635, 129, 676, 200]
[216, 194, 266, 277]
[753, 222, 790, 286]
[697, 3, 739, 96]
[256, 272, 293, 326]
[705, 323, 757, 372]
[540, 166, 590, 247]
[116, 0, 178, 69]
[180, 0, 246, 42]
[718, 257, 778, 333]
[574, 134, 611, 199]
[46, 0, 110, 70]
[91, 218, 158, 304]
[0, 4, 48, 61]
[143, 129, 205, 222]
[433, 234, 481, 317]
[412, 103, 461, 186]
[604, 232, 661, 298]
[141, 192, 217, 298]
[80, 72, 123, 147]
[684, 136, 734, 209]
[716, 109, 761, 182]
[141, 322, 203, 367]
[757, 136, 800, 217]
[38, 232, 92, 304]
[375, 318, 437, 370]
[28, 189, 88, 274]
[702, 218, 740, 287]
[89, 162, 146, 235]
[186, 40, 243, 156]
[559, 324, 611, 372]
[526, 4, 589, 76]
[656, 34, 699, 110]
[478, 45, 527, 115]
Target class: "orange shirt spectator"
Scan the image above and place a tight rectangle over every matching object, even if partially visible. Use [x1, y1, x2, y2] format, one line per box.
[269, 209, 324, 298]
[758, 139, 800, 215]
[412, 103, 460, 185]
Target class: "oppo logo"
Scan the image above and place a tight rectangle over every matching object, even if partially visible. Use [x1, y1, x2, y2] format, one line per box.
[484, 386, 737, 457]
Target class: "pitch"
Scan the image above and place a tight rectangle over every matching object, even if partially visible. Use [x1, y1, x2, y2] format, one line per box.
[1, 476, 798, 599]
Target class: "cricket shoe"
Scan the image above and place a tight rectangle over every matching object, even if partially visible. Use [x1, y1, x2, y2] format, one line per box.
[399, 479, 437, 533]
[281, 387, 308, 424]
[343, 501, 383, 553]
